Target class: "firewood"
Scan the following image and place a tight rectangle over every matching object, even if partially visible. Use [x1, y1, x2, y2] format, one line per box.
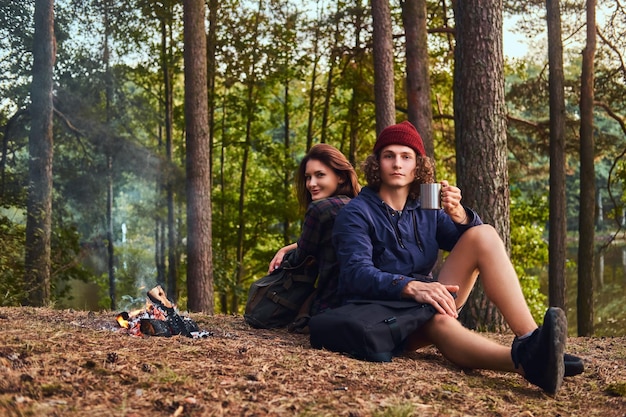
[146, 285, 193, 337]
[147, 286, 173, 309]
[140, 318, 172, 337]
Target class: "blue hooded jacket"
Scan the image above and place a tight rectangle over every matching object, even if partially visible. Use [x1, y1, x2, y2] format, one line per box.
[332, 186, 483, 301]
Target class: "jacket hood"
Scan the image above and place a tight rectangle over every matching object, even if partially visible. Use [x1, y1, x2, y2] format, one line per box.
[360, 186, 419, 211]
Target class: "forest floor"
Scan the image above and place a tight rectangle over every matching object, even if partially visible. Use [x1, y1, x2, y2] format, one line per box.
[0, 306, 625, 417]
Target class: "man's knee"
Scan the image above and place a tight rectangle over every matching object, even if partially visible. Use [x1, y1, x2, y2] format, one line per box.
[428, 312, 460, 330]
[459, 224, 503, 249]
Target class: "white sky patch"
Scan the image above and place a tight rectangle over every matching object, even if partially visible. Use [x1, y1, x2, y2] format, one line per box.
[503, 16, 532, 59]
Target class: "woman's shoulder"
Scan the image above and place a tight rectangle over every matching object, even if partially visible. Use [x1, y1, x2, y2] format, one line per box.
[308, 195, 351, 210]
[305, 195, 352, 220]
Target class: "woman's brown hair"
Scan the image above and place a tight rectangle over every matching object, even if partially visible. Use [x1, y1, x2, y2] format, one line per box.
[362, 151, 435, 200]
[295, 144, 361, 211]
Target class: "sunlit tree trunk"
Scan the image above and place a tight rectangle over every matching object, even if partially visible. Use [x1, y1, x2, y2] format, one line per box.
[24, 0, 55, 307]
[234, 1, 263, 313]
[546, 0, 567, 310]
[282, 79, 291, 246]
[218, 101, 228, 314]
[207, 0, 226, 313]
[347, 0, 366, 166]
[577, 0, 596, 336]
[235, 95, 252, 312]
[306, 3, 323, 151]
[401, 0, 434, 156]
[183, 0, 214, 313]
[372, 0, 395, 132]
[275, 5, 297, 248]
[454, 0, 508, 332]
[320, 3, 341, 144]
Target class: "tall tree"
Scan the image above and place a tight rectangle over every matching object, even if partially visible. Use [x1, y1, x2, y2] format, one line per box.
[371, 0, 395, 132]
[24, 0, 55, 307]
[320, 3, 342, 144]
[158, 4, 179, 303]
[454, 0, 508, 331]
[546, 0, 567, 310]
[234, 1, 263, 313]
[346, 0, 367, 165]
[103, 0, 116, 310]
[401, 0, 434, 156]
[183, 0, 214, 313]
[305, 3, 323, 150]
[577, 0, 596, 336]
[206, 0, 220, 310]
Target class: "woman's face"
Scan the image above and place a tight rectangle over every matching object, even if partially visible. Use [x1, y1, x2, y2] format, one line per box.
[304, 159, 342, 201]
[378, 144, 417, 190]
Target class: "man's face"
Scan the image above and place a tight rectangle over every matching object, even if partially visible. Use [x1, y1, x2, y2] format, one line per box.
[378, 144, 417, 190]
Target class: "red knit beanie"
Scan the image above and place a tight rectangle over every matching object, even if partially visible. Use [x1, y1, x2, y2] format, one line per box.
[373, 121, 426, 156]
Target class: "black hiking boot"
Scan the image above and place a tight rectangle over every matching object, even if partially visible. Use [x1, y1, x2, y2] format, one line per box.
[564, 353, 584, 377]
[511, 307, 567, 394]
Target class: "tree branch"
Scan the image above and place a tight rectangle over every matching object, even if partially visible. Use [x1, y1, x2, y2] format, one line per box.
[596, 28, 626, 79]
[594, 100, 626, 247]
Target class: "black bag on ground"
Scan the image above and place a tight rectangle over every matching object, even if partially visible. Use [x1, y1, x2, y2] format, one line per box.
[244, 250, 318, 329]
[309, 299, 436, 362]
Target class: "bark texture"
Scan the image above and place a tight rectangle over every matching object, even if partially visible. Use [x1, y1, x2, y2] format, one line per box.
[183, 0, 214, 313]
[24, 0, 55, 307]
[402, 0, 434, 157]
[577, 0, 596, 336]
[546, 0, 567, 310]
[453, 0, 508, 332]
[372, 0, 396, 133]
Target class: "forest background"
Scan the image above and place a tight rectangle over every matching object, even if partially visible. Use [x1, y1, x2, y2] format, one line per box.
[0, 0, 625, 337]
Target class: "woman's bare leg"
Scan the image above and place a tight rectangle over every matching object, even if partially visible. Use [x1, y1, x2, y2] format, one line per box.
[437, 224, 537, 337]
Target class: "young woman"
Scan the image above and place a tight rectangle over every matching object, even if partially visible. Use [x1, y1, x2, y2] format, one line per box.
[269, 143, 360, 318]
[331, 121, 583, 394]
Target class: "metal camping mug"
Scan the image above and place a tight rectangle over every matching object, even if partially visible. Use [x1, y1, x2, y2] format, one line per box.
[420, 183, 442, 209]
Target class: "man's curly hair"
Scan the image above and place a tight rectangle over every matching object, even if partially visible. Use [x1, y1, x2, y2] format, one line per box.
[362, 153, 436, 200]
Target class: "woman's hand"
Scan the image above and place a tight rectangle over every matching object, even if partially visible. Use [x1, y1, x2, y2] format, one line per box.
[401, 280, 459, 317]
[268, 243, 297, 274]
[440, 180, 467, 224]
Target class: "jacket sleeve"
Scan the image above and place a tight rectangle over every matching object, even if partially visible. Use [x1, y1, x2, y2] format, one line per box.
[332, 202, 410, 300]
[435, 206, 483, 252]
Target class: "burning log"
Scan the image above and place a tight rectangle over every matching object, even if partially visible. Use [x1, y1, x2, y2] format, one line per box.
[116, 286, 211, 338]
[140, 318, 172, 337]
[147, 286, 200, 337]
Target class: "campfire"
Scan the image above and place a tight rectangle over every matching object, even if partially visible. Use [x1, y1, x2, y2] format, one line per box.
[116, 286, 212, 338]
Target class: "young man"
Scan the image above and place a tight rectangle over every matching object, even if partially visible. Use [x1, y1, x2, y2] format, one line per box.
[332, 121, 583, 394]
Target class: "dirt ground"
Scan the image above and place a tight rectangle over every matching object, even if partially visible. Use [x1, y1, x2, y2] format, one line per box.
[0, 307, 624, 417]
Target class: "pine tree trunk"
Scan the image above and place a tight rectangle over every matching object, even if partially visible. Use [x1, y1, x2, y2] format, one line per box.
[371, 0, 395, 132]
[183, 0, 214, 313]
[546, 0, 568, 310]
[401, 0, 434, 156]
[577, 0, 596, 336]
[453, 0, 508, 332]
[24, 0, 55, 307]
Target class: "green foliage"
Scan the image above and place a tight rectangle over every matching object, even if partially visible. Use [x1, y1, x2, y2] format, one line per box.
[509, 188, 549, 323]
[0, 207, 92, 307]
[0, 213, 27, 306]
[1, 0, 625, 323]
[50, 218, 92, 299]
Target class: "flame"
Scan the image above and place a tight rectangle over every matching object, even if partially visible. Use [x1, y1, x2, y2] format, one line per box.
[116, 309, 148, 329]
[116, 312, 130, 328]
